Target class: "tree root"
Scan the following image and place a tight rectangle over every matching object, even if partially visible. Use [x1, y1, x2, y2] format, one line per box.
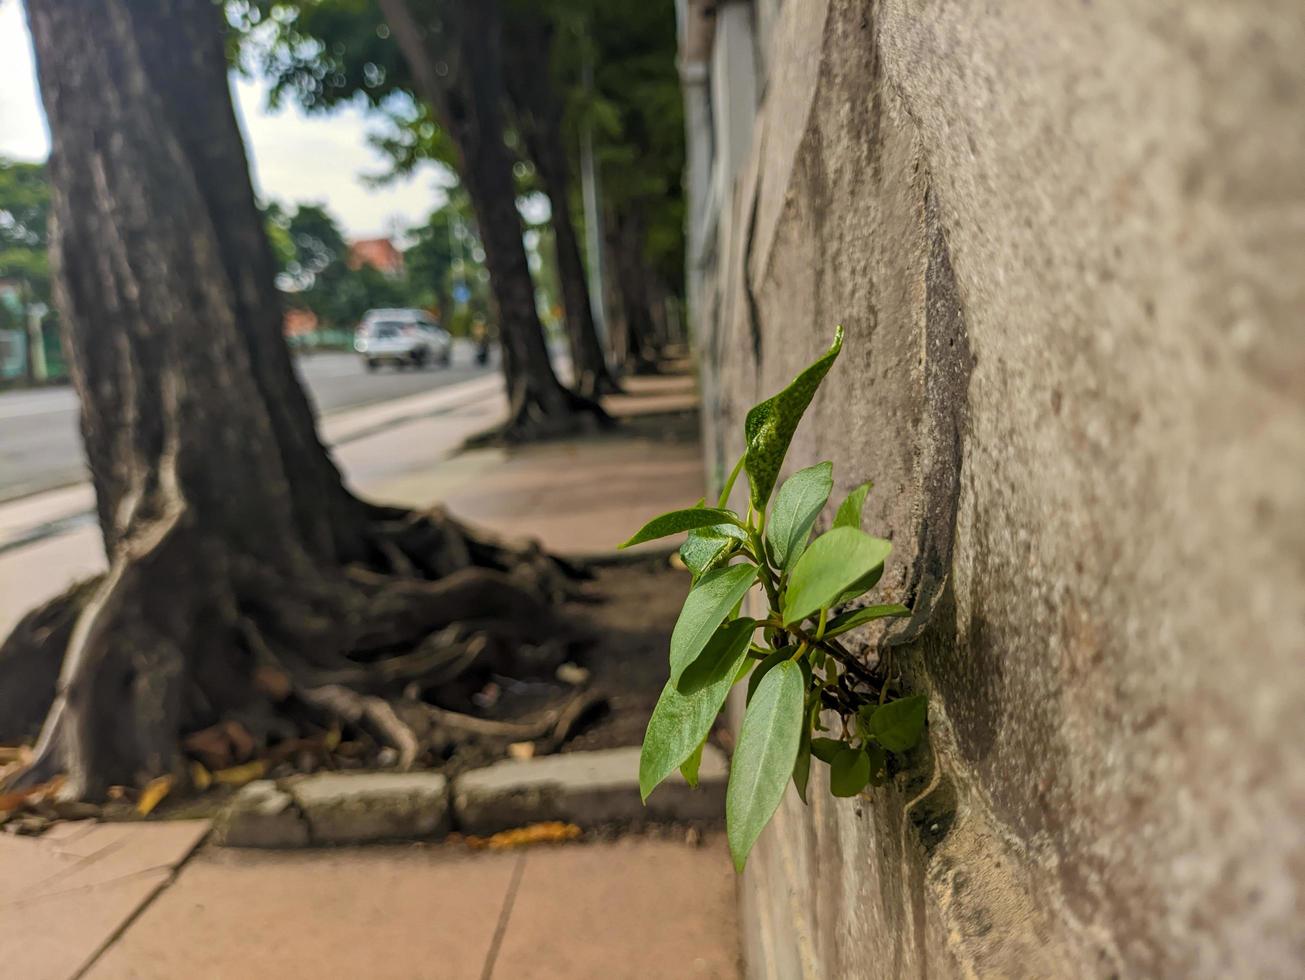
[0, 501, 600, 798]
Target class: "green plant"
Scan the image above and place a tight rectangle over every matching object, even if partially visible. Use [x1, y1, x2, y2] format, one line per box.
[621, 327, 927, 870]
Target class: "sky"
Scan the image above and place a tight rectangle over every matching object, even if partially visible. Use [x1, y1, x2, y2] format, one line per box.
[0, 0, 451, 239]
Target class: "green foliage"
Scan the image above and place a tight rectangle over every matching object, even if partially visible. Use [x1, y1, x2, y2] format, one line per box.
[0, 157, 53, 331]
[725, 660, 805, 871]
[765, 462, 833, 572]
[744, 326, 844, 509]
[620, 507, 744, 549]
[631, 328, 929, 871]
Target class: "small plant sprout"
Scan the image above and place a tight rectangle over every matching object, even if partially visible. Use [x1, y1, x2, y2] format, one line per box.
[620, 327, 928, 871]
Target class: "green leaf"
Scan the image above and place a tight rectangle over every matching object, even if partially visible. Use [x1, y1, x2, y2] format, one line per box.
[746, 647, 794, 703]
[743, 327, 844, 509]
[677, 618, 757, 694]
[833, 481, 872, 530]
[620, 507, 743, 549]
[781, 527, 892, 626]
[726, 660, 806, 871]
[868, 695, 928, 753]
[832, 564, 886, 610]
[668, 564, 759, 685]
[829, 745, 871, 797]
[679, 523, 747, 580]
[810, 737, 844, 764]
[640, 646, 755, 801]
[823, 603, 910, 638]
[765, 462, 833, 571]
[680, 741, 705, 787]
[791, 699, 820, 804]
[866, 743, 889, 786]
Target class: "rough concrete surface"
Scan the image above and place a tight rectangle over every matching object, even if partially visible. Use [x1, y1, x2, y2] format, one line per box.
[211, 780, 309, 848]
[290, 771, 450, 844]
[691, 0, 1305, 977]
[454, 745, 728, 834]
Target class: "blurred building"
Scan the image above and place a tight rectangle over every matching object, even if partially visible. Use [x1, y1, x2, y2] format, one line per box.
[346, 238, 405, 278]
[678, 1, 1305, 977]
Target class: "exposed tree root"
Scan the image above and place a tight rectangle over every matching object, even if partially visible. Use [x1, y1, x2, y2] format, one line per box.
[0, 505, 597, 800]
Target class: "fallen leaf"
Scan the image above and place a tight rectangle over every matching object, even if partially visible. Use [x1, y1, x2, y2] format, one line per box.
[253, 665, 292, 701]
[508, 742, 535, 760]
[137, 775, 173, 816]
[464, 821, 582, 851]
[190, 762, 212, 791]
[211, 760, 267, 787]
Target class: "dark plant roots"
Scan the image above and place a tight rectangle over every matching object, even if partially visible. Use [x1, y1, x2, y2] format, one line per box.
[0, 504, 593, 801]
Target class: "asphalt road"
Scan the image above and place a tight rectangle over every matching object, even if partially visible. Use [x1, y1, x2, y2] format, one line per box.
[0, 345, 495, 503]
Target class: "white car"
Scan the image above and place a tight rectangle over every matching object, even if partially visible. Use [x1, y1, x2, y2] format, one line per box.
[355, 309, 452, 371]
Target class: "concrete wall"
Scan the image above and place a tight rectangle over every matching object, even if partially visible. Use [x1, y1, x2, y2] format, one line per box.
[684, 1, 1305, 976]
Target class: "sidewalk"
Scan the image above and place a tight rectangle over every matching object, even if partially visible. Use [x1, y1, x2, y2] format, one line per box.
[2, 370, 738, 979]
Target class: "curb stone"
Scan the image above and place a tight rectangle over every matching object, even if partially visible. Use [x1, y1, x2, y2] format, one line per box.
[453, 745, 728, 836]
[211, 780, 309, 848]
[289, 771, 450, 845]
[212, 747, 726, 847]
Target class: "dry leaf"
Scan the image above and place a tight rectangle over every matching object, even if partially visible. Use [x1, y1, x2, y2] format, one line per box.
[252, 665, 292, 701]
[190, 762, 212, 791]
[137, 775, 173, 816]
[0, 776, 65, 815]
[211, 759, 267, 787]
[464, 821, 582, 851]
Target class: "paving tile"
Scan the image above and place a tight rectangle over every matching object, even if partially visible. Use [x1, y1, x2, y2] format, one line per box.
[489, 836, 741, 979]
[0, 821, 209, 980]
[85, 846, 518, 980]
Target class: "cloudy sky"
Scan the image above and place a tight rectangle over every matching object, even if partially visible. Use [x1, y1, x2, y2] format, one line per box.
[0, 0, 450, 238]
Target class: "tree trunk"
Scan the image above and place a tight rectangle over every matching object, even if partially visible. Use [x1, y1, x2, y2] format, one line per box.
[503, 15, 618, 400]
[608, 208, 663, 374]
[376, 0, 609, 439]
[9, 0, 580, 797]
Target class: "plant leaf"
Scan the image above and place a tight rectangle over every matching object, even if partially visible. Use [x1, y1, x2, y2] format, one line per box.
[746, 646, 794, 703]
[679, 522, 747, 580]
[829, 745, 871, 797]
[823, 603, 910, 638]
[680, 741, 705, 787]
[781, 527, 892, 626]
[832, 564, 886, 610]
[792, 699, 820, 804]
[669, 564, 759, 685]
[677, 618, 757, 694]
[810, 737, 845, 764]
[766, 462, 834, 571]
[621, 507, 743, 549]
[743, 326, 844, 509]
[868, 694, 928, 752]
[726, 660, 806, 871]
[640, 647, 754, 801]
[833, 481, 872, 530]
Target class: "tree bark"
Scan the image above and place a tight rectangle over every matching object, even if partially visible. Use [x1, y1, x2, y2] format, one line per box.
[608, 208, 663, 374]
[11, 0, 581, 798]
[503, 14, 618, 400]
[376, 0, 609, 438]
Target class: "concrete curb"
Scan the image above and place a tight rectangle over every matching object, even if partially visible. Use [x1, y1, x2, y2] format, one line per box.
[212, 746, 727, 849]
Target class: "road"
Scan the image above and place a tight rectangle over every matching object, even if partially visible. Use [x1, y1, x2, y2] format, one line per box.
[0, 345, 495, 502]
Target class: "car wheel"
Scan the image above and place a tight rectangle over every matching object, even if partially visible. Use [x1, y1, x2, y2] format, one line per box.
[366, 358, 379, 372]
